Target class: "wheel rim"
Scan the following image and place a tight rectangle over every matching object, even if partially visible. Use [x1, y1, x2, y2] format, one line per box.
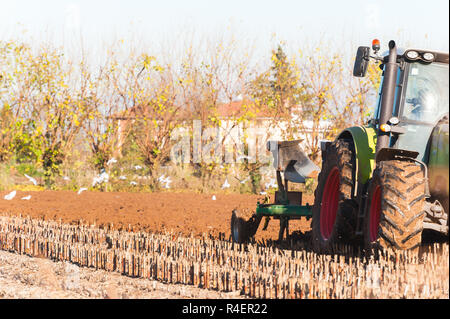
[320, 167, 340, 240]
[369, 185, 382, 242]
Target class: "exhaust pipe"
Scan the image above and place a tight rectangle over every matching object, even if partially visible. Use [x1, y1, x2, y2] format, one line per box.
[376, 40, 398, 154]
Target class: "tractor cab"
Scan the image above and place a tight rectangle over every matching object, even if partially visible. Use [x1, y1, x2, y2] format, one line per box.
[368, 46, 449, 162]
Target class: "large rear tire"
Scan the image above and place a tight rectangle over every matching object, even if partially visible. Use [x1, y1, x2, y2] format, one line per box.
[363, 160, 427, 250]
[311, 139, 357, 253]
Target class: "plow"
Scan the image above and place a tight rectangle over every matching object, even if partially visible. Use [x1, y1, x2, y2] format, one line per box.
[231, 39, 449, 252]
[231, 139, 318, 243]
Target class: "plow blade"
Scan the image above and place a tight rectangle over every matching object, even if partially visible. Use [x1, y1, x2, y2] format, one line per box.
[267, 140, 320, 183]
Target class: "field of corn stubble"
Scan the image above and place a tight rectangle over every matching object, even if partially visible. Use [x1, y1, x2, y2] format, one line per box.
[0, 211, 448, 299]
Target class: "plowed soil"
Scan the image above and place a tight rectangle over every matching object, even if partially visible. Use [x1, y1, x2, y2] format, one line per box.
[0, 190, 312, 241]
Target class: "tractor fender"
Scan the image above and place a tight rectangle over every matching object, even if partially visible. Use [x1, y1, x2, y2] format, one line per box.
[336, 125, 377, 186]
[375, 148, 419, 163]
[427, 115, 449, 214]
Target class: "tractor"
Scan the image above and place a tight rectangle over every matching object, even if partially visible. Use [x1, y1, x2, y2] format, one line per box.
[231, 39, 449, 252]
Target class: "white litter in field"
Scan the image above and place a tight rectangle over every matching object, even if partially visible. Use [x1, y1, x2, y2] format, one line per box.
[24, 174, 37, 186]
[106, 158, 117, 166]
[130, 181, 137, 186]
[212, 195, 216, 200]
[4, 191, 16, 200]
[259, 191, 267, 195]
[221, 178, 230, 189]
[119, 176, 127, 180]
[63, 176, 70, 181]
[21, 195, 31, 200]
[77, 188, 87, 195]
[134, 165, 142, 170]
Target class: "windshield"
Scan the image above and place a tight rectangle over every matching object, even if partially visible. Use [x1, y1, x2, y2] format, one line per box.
[402, 62, 449, 123]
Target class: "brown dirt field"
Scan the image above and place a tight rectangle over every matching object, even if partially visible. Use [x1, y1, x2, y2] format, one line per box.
[0, 190, 312, 241]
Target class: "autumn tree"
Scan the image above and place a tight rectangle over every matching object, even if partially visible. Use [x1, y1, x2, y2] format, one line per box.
[125, 54, 184, 188]
[83, 50, 134, 171]
[249, 44, 310, 140]
[174, 37, 254, 188]
[296, 49, 345, 161]
[342, 61, 382, 126]
[0, 42, 30, 163]
[0, 42, 89, 186]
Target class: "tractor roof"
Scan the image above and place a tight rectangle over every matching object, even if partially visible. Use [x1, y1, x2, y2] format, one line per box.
[381, 48, 449, 64]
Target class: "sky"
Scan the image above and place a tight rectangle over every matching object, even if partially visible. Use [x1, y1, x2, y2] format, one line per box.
[0, 0, 448, 61]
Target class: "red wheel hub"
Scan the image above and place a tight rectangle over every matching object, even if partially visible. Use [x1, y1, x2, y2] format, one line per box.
[320, 167, 340, 240]
[369, 185, 382, 242]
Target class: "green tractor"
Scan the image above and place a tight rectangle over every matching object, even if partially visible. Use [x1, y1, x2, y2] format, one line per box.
[231, 40, 449, 252]
[312, 39, 448, 251]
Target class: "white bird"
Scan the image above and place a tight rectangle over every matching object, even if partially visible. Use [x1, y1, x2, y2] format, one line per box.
[240, 176, 250, 184]
[106, 158, 117, 166]
[92, 177, 99, 187]
[163, 177, 172, 189]
[77, 188, 87, 195]
[24, 174, 37, 186]
[130, 181, 138, 186]
[92, 170, 109, 187]
[4, 190, 16, 200]
[158, 175, 172, 189]
[221, 178, 230, 189]
[212, 195, 216, 200]
[236, 155, 252, 161]
[21, 195, 32, 200]
[291, 113, 300, 122]
[265, 178, 277, 189]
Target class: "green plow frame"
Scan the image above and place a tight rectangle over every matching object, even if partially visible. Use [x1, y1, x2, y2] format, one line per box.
[256, 203, 312, 218]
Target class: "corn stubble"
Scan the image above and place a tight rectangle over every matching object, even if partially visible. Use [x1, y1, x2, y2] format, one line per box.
[0, 215, 448, 299]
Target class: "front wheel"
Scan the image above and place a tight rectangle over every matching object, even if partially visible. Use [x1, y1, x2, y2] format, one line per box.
[363, 160, 427, 250]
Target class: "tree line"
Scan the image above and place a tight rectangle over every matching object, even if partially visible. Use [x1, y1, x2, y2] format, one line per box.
[0, 39, 380, 191]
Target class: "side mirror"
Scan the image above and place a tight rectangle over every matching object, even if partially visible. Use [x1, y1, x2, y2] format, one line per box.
[353, 46, 370, 77]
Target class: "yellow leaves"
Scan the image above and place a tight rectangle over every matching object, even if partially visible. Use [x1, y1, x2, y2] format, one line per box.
[142, 54, 156, 70]
[73, 115, 80, 127]
[153, 65, 164, 73]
